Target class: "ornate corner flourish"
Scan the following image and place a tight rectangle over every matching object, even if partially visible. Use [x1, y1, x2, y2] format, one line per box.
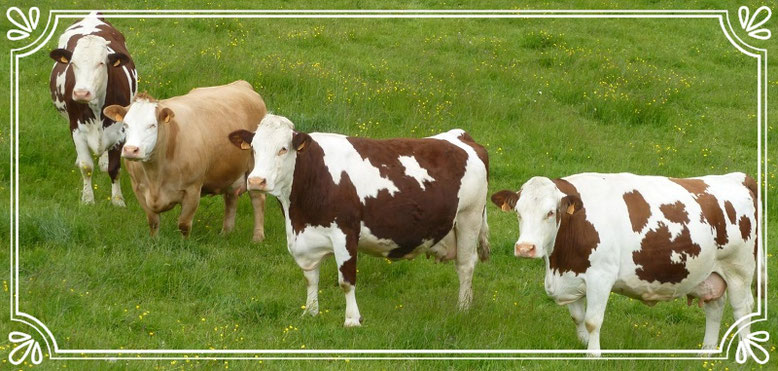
[738, 6, 771, 40]
[6, 6, 40, 41]
[735, 330, 770, 365]
[8, 331, 43, 365]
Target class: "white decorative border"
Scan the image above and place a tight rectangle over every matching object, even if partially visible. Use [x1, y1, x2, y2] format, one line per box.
[6, 7, 770, 364]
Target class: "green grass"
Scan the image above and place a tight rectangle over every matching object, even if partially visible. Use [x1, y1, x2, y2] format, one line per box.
[1, 0, 777, 369]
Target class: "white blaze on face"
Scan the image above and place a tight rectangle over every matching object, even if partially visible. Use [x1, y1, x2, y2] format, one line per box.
[248, 115, 298, 195]
[69, 35, 110, 102]
[398, 155, 435, 190]
[57, 12, 106, 48]
[121, 99, 160, 160]
[515, 177, 565, 259]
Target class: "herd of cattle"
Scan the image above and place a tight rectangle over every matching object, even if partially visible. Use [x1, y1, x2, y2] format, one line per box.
[46, 13, 759, 355]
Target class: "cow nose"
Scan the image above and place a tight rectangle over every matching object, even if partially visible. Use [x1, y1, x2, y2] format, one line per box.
[247, 177, 267, 191]
[72, 89, 92, 102]
[515, 243, 536, 258]
[122, 145, 140, 158]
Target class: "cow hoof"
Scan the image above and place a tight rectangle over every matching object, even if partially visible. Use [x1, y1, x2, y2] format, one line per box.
[344, 318, 361, 327]
[81, 195, 95, 205]
[252, 233, 265, 243]
[302, 308, 319, 317]
[111, 196, 126, 207]
[587, 351, 602, 358]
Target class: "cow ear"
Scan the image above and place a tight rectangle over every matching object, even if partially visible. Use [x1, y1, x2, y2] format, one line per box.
[157, 107, 174, 124]
[107, 52, 130, 67]
[228, 130, 255, 150]
[292, 131, 311, 152]
[491, 190, 520, 212]
[103, 104, 128, 122]
[50, 49, 72, 64]
[559, 195, 583, 215]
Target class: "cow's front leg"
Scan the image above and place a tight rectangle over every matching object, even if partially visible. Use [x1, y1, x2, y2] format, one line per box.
[584, 281, 613, 357]
[302, 265, 321, 316]
[568, 298, 588, 346]
[107, 147, 125, 207]
[249, 191, 266, 242]
[221, 191, 238, 234]
[72, 129, 94, 204]
[177, 187, 202, 237]
[333, 231, 360, 327]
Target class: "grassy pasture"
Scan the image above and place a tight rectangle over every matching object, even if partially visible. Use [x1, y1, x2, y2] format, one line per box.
[1, 1, 777, 369]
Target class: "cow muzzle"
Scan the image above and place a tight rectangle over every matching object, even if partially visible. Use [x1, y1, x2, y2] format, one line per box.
[247, 177, 267, 191]
[122, 145, 142, 160]
[515, 243, 536, 258]
[72, 89, 93, 103]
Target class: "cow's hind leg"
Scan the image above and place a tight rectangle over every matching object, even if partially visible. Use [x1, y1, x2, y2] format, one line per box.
[221, 191, 238, 234]
[72, 129, 94, 204]
[107, 147, 125, 207]
[302, 264, 321, 317]
[249, 191, 266, 242]
[726, 274, 755, 346]
[333, 230, 360, 327]
[701, 295, 726, 354]
[568, 298, 588, 346]
[454, 210, 481, 311]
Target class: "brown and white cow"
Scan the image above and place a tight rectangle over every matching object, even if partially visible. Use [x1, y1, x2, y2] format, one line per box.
[492, 172, 757, 356]
[49, 12, 137, 206]
[102, 81, 267, 240]
[228, 114, 490, 326]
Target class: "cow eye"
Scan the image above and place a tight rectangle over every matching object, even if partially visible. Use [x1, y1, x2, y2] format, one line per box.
[278, 147, 288, 156]
[547, 210, 554, 218]
[147, 124, 156, 129]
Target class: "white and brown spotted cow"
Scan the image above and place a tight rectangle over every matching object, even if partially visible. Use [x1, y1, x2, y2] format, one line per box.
[492, 172, 757, 356]
[229, 114, 490, 327]
[102, 81, 267, 240]
[49, 12, 137, 206]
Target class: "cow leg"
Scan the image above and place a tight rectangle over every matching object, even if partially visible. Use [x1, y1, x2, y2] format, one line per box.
[249, 191, 266, 242]
[700, 295, 726, 354]
[333, 231, 360, 327]
[98, 151, 109, 172]
[107, 147, 125, 207]
[177, 187, 201, 237]
[302, 264, 321, 317]
[726, 275, 755, 345]
[72, 129, 94, 204]
[568, 298, 588, 346]
[454, 218, 479, 311]
[221, 191, 238, 234]
[584, 281, 612, 357]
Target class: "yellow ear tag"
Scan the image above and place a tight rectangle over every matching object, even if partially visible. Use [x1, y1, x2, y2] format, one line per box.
[501, 203, 512, 212]
[240, 142, 251, 150]
[164, 115, 171, 123]
[296, 142, 306, 151]
[113, 59, 121, 67]
[115, 115, 123, 122]
[60, 56, 68, 63]
[566, 203, 575, 215]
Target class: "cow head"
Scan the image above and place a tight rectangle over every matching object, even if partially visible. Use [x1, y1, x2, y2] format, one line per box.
[103, 93, 173, 161]
[50, 35, 130, 104]
[228, 114, 304, 197]
[492, 177, 581, 259]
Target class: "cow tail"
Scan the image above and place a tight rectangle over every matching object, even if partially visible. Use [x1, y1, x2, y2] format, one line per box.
[477, 206, 491, 262]
[743, 174, 762, 304]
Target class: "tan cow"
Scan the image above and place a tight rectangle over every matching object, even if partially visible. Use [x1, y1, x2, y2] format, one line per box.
[103, 80, 267, 240]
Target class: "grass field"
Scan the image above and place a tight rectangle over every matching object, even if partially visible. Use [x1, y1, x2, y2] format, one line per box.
[1, 0, 777, 369]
